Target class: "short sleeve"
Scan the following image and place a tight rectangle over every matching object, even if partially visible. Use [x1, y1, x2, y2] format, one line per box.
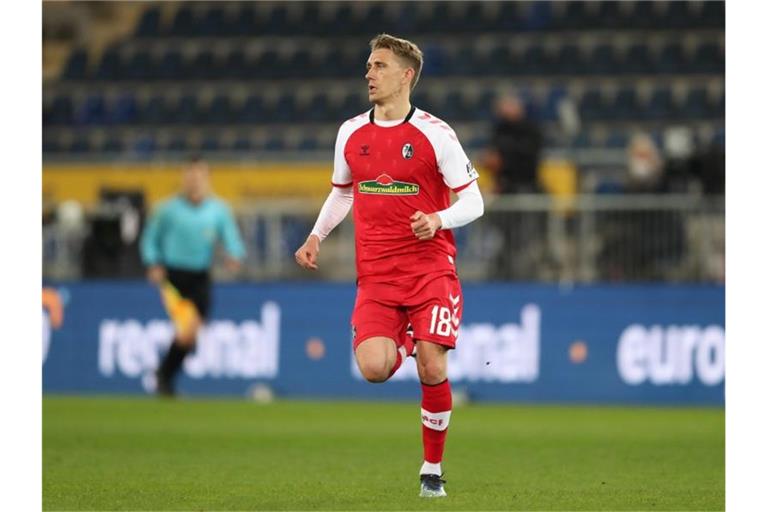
[331, 123, 353, 187]
[437, 131, 480, 192]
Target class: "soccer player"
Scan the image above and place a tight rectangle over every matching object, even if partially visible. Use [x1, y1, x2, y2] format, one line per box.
[140, 156, 245, 397]
[294, 34, 484, 498]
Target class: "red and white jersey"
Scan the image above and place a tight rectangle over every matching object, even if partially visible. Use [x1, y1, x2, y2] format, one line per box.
[332, 106, 480, 283]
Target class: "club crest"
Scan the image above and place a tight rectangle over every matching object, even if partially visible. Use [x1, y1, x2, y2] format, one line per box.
[402, 143, 414, 159]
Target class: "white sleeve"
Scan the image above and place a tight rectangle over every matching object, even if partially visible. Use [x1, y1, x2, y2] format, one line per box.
[436, 180, 484, 230]
[436, 130, 480, 191]
[331, 122, 354, 186]
[310, 186, 354, 242]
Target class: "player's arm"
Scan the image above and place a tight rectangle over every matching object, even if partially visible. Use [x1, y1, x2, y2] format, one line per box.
[411, 127, 484, 240]
[217, 203, 246, 272]
[296, 122, 355, 270]
[295, 186, 353, 270]
[411, 181, 484, 240]
[140, 202, 167, 284]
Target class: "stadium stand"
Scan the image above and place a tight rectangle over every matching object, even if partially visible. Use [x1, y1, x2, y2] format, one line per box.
[43, 1, 724, 164]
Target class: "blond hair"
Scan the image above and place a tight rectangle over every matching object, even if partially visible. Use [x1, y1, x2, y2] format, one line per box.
[369, 33, 424, 91]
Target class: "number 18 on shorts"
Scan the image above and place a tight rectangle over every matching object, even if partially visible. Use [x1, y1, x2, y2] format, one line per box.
[351, 273, 463, 350]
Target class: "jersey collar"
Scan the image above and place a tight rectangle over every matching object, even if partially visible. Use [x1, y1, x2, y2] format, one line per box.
[369, 105, 416, 125]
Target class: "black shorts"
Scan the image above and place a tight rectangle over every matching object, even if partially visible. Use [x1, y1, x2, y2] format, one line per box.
[166, 267, 211, 319]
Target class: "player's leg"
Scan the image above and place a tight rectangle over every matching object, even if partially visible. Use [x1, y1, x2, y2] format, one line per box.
[416, 341, 451, 497]
[407, 273, 462, 497]
[354, 336, 399, 382]
[351, 283, 410, 382]
[156, 269, 209, 396]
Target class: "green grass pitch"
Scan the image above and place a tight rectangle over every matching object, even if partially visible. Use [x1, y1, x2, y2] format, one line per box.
[43, 396, 723, 511]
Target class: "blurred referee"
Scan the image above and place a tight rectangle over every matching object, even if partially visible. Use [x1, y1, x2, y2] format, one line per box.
[140, 156, 245, 396]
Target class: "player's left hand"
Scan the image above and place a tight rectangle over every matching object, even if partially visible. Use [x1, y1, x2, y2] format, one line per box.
[224, 257, 241, 273]
[410, 211, 442, 240]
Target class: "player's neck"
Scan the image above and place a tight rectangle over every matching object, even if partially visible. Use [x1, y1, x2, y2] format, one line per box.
[373, 97, 412, 121]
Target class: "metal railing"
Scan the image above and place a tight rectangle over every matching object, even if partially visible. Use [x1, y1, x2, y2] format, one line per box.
[43, 194, 724, 283]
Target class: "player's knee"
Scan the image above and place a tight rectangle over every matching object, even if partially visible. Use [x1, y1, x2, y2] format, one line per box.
[417, 359, 446, 385]
[357, 359, 390, 383]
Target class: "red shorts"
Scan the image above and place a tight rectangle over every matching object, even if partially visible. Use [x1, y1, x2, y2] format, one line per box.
[351, 272, 463, 350]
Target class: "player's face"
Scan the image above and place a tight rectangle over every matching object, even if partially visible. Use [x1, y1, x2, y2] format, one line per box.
[182, 163, 210, 203]
[365, 49, 410, 104]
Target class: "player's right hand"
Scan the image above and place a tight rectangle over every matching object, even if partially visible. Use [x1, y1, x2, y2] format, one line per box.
[295, 234, 320, 270]
[147, 265, 166, 285]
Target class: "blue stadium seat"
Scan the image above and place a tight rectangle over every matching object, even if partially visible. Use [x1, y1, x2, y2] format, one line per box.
[588, 44, 618, 75]
[239, 94, 266, 124]
[140, 95, 169, 125]
[712, 127, 725, 147]
[473, 89, 497, 120]
[254, 50, 283, 80]
[553, 44, 585, 75]
[109, 93, 138, 125]
[339, 92, 364, 119]
[655, 43, 686, 74]
[644, 87, 675, 121]
[62, 48, 88, 80]
[232, 135, 253, 152]
[222, 49, 247, 80]
[520, 44, 547, 75]
[451, 46, 482, 76]
[156, 50, 184, 81]
[595, 1, 625, 29]
[188, 50, 216, 80]
[700, 1, 725, 29]
[604, 131, 629, 149]
[124, 50, 153, 81]
[421, 44, 447, 77]
[46, 95, 74, 125]
[263, 4, 288, 35]
[231, 5, 256, 36]
[692, 42, 724, 74]
[441, 90, 469, 121]
[263, 135, 286, 151]
[170, 6, 195, 37]
[681, 87, 710, 119]
[198, 6, 226, 37]
[291, 49, 314, 78]
[296, 134, 319, 152]
[554, 1, 588, 31]
[133, 134, 156, 156]
[607, 87, 640, 121]
[627, 1, 658, 30]
[165, 134, 188, 152]
[270, 94, 297, 123]
[134, 6, 161, 37]
[200, 133, 220, 152]
[175, 94, 201, 124]
[102, 136, 124, 153]
[43, 137, 62, 153]
[95, 47, 121, 81]
[497, 1, 522, 31]
[487, 44, 516, 76]
[205, 95, 235, 124]
[77, 94, 107, 125]
[69, 135, 91, 153]
[660, 1, 692, 30]
[540, 87, 568, 122]
[579, 88, 606, 121]
[624, 44, 652, 75]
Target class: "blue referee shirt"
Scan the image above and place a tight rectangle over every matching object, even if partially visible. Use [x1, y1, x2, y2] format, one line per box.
[140, 195, 246, 271]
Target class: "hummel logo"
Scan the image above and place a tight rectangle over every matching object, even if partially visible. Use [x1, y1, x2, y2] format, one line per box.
[360, 144, 370, 156]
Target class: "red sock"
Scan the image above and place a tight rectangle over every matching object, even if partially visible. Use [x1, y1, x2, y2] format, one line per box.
[421, 379, 452, 464]
[387, 347, 405, 379]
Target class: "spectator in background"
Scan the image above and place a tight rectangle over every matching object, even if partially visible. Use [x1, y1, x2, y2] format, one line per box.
[483, 95, 544, 194]
[598, 133, 684, 280]
[482, 95, 545, 279]
[140, 156, 245, 397]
